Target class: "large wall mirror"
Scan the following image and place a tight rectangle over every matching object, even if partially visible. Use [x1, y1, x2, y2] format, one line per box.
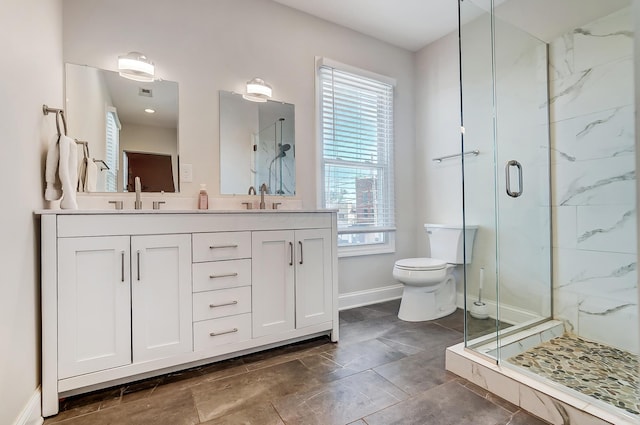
[219, 91, 295, 196]
[65, 63, 179, 193]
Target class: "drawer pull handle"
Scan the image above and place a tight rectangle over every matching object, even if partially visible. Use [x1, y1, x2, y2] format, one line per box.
[209, 272, 239, 279]
[209, 301, 238, 308]
[209, 328, 238, 337]
[209, 244, 238, 249]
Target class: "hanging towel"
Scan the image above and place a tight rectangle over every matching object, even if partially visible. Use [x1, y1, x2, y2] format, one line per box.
[58, 134, 79, 209]
[85, 159, 98, 192]
[44, 135, 62, 201]
[77, 142, 90, 192]
[77, 156, 87, 192]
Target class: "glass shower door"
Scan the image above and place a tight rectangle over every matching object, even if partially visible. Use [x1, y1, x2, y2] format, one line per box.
[492, 7, 552, 337]
[460, 0, 552, 358]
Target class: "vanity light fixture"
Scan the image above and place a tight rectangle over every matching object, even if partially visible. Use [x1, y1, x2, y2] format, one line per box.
[242, 77, 272, 103]
[118, 52, 155, 82]
[144, 108, 155, 114]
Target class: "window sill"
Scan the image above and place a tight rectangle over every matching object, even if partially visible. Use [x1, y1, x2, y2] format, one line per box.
[338, 242, 395, 258]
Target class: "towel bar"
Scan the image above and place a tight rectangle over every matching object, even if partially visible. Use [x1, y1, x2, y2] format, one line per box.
[93, 159, 110, 171]
[432, 150, 479, 163]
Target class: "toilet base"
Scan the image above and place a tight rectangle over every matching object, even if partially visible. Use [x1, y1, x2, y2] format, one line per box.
[398, 277, 456, 322]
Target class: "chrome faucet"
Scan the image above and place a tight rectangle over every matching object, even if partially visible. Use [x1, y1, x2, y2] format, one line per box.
[248, 186, 256, 195]
[134, 176, 142, 209]
[259, 183, 268, 209]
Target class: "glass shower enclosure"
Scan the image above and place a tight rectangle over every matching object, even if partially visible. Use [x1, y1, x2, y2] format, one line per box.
[459, 0, 638, 420]
[460, 0, 552, 349]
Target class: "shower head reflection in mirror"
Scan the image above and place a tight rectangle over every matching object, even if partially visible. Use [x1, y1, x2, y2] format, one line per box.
[219, 90, 296, 196]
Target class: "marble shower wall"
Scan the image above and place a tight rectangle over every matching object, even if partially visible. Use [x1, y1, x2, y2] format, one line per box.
[550, 7, 638, 354]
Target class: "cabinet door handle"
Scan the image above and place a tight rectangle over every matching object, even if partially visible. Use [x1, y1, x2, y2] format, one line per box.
[121, 251, 125, 282]
[289, 242, 293, 266]
[209, 272, 238, 279]
[209, 244, 238, 249]
[298, 241, 303, 265]
[209, 328, 238, 337]
[209, 300, 238, 308]
[136, 250, 141, 281]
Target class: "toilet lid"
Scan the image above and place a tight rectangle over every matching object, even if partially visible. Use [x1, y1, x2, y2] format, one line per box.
[395, 258, 447, 271]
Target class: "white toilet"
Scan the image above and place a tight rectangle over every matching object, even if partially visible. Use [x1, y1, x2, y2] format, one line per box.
[393, 224, 478, 322]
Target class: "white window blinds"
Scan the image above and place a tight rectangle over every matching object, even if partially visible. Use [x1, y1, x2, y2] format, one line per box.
[319, 65, 395, 247]
[105, 107, 121, 192]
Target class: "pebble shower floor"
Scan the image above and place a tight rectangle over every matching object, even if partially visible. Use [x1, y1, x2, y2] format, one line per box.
[508, 333, 640, 418]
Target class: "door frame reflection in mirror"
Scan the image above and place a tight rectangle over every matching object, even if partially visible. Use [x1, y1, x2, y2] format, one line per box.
[64, 63, 179, 193]
[219, 90, 295, 196]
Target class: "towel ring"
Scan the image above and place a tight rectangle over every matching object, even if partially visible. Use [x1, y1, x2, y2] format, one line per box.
[42, 104, 68, 137]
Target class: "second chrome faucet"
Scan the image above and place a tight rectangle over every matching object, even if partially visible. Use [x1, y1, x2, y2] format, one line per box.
[245, 183, 270, 210]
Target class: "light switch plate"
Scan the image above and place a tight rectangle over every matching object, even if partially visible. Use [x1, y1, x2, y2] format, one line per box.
[180, 163, 193, 182]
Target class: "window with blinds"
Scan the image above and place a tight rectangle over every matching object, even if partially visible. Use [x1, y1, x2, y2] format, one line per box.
[105, 107, 121, 192]
[319, 64, 395, 250]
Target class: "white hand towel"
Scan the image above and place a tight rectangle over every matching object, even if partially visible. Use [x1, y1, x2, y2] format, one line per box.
[44, 135, 62, 201]
[58, 135, 79, 209]
[85, 159, 98, 192]
[77, 157, 87, 192]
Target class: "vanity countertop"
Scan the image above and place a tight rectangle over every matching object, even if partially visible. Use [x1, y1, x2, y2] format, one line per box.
[35, 208, 337, 215]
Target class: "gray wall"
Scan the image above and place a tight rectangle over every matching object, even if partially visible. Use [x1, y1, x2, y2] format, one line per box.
[62, 0, 416, 301]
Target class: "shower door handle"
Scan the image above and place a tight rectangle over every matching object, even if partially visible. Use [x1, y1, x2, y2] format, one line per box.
[505, 160, 523, 198]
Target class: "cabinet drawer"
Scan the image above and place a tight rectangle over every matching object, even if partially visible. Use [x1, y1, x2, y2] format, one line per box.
[192, 259, 251, 292]
[193, 287, 251, 321]
[193, 313, 252, 351]
[192, 232, 251, 262]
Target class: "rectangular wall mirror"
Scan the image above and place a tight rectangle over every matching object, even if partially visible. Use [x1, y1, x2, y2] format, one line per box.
[65, 63, 179, 193]
[219, 90, 295, 196]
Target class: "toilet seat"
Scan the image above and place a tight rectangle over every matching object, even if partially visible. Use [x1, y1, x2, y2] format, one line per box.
[394, 257, 447, 271]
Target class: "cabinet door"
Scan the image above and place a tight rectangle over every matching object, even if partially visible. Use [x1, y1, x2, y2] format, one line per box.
[252, 230, 295, 338]
[131, 234, 192, 362]
[295, 229, 333, 328]
[58, 236, 131, 379]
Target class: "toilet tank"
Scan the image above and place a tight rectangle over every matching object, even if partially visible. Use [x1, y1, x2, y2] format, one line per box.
[424, 224, 478, 264]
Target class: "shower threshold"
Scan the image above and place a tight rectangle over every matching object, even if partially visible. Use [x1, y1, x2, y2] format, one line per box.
[446, 320, 639, 425]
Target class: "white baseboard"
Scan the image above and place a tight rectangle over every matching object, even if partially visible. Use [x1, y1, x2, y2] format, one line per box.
[339, 284, 403, 311]
[338, 287, 539, 323]
[456, 292, 539, 324]
[13, 387, 43, 425]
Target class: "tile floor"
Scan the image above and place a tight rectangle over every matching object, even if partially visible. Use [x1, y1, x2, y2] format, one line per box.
[44, 300, 548, 425]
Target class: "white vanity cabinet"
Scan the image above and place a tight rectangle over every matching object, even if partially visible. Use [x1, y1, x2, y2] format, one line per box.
[40, 210, 338, 418]
[252, 228, 333, 338]
[294, 229, 334, 328]
[57, 233, 192, 378]
[57, 236, 132, 378]
[130, 234, 193, 362]
[252, 230, 296, 337]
